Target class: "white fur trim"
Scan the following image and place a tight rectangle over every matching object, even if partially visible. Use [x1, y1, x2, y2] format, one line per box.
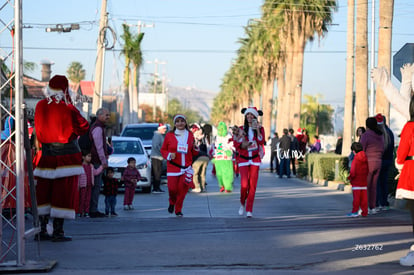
[33, 166, 85, 179]
[51, 207, 76, 219]
[396, 189, 414, 200]
[43, 86, 75, 104]
[38, 204, 52, 216]
[244, 108, 259, 118]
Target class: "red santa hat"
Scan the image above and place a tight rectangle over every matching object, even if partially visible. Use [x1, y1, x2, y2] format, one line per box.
[297, 128, 302, 134]
[375, 113, 384, 124]
[173, 114, 187, 124]
[158, 123, 167, 130]
[241, 106, 263, 118]
[44, 75, 73, 104]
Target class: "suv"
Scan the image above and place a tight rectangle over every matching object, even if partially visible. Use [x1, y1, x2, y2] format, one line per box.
[120, 123, 168, 184]
[120, 123, 160, 154]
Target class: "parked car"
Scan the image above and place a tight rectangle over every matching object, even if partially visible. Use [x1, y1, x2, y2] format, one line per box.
[120, 123, 169, 184]
[120, 123, 160, 154]
[108, 136, 152, 193]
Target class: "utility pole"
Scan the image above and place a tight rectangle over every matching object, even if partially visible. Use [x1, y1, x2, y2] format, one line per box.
[92, 0, 108, 114]
[146, 59, 166, 121]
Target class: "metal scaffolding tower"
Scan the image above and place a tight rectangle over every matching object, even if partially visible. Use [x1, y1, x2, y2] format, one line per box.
[0, 1, 55, 271]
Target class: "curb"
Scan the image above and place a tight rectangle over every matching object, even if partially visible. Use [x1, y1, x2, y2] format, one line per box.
[305, 176, 352, 194]
[304, 176, 406, 210]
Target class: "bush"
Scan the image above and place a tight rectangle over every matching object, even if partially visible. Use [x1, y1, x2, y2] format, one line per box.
[306, 153, 348, 182]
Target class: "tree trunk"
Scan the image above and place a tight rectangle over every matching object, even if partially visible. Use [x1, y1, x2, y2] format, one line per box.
[342, 0, 355, 157]
[122, 65, 131, 126]
[375, 0, 394, 121]
[253, 92, 261, 111]
[275, 66, 286, 134]
[131, 64, 139, 123]
[283, 38, 294, 130]
[261, 77, 274, 137]
[355, 0, 369, 128]
[292, 31, 305, 132]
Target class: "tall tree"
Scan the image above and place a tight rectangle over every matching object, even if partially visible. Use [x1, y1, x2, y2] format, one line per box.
[66, 61, 86, 84]
[300, 94, 334, 136]
[355, 0, 369, 128]
[342, 0, 355, 156]
[375, 0, 394, 120]
[129, 32, 145, 124]
[120, 24, 133, 126]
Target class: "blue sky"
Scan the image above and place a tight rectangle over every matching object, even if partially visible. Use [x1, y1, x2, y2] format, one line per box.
[17, 0, 414, 107]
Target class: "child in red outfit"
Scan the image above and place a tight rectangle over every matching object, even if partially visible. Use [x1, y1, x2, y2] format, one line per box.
[78, 151, 104, 217]
[122, 157, 141, 210]
[347, 142, 369, 217]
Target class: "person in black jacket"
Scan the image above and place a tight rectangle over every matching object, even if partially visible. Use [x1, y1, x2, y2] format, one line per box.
[375, 114, 394, 211]
[278, 129, 291, 178]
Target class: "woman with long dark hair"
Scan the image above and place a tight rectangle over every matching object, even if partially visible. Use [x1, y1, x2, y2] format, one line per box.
[161, 114, 198, 217]
[396, 95, 414, 266]
[232, 107, 265, 218]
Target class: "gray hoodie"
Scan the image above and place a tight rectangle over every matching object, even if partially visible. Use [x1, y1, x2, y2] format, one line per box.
[150, 131, 165, 160]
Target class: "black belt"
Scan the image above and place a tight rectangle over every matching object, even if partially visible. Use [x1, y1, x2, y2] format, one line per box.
[42, 140, 81, 156]
[406, 156, 414, 161]
[169, 161, 189, 169]
[239, 154, 259, 160]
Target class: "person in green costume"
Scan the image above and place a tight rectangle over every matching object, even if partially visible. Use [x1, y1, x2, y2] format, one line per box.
[212, 122, 234, 192]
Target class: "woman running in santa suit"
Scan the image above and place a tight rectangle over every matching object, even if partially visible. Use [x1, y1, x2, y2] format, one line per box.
[233, 107, 265, 218]
[161, 114, 199, 217]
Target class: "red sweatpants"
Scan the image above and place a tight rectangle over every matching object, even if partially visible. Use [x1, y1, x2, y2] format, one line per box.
[239, 165, 260, 213]
[36, 175, 79, 219]
[167, 174, 189, 214]
[124, 184, 135, 205]
[78, 185, 92, 215]
[352, 188, 368, 216]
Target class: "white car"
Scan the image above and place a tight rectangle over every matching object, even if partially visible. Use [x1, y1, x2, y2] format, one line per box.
[108, 136, 152, 193]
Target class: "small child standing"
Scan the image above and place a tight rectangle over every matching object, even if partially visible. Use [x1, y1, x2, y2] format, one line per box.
[79, 151, 103, 217]
[102, 167, 119, 216]
[122, 157, 141, 210]
[347, 142, 369, 217]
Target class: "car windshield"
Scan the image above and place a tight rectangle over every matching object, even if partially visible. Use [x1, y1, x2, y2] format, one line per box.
[113, 140, 144, 155]
[122, 127, 158, 140]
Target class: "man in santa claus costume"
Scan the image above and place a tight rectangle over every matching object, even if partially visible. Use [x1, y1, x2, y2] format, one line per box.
[33, 75, 89, 241]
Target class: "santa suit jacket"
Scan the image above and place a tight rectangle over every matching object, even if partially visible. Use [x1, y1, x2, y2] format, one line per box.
[161, 130, 198, 176]
[233, 126, 265, 167]
[33, 99, 89, 179]
[396, 121, 414, 199]
[348, 151, 368, 187]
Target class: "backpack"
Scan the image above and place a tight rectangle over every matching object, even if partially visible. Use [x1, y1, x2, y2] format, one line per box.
[78, 126, 93, 153]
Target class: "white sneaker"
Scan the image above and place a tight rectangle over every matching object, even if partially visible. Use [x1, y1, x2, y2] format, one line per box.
[368, 208, 378, 215]
[238, 205, 244, 216]
[192, 188, 201, 193]
[124, 205, 129, 210]
[129, 205, 134, 210]
[246, 212, 253, 218]
[400, 251, 414, 266]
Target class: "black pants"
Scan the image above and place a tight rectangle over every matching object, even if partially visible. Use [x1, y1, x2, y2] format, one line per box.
[270, 151, 279, 173]
[151, 158, 163, 191]
[290, 156, 296, 175]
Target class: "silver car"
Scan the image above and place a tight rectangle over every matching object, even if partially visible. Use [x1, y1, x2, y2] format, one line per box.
[108, 136, 152, 193]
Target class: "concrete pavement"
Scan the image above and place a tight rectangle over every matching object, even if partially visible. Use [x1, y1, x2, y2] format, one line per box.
[6, 151, 414, 274]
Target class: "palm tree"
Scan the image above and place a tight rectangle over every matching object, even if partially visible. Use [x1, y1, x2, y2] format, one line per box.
[342, 0, 355, 157]
[66, 61, 86, 84]
[375, 0, 394, 120]
[355, 0, 369, 128]
[129, 32, 145, 123]
[120, 24, 133, 126]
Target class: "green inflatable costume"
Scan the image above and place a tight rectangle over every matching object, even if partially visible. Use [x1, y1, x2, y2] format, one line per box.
[212, 122, 234, 192]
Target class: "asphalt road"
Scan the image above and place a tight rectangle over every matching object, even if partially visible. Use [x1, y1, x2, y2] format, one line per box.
[8, 159, 414, 274]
